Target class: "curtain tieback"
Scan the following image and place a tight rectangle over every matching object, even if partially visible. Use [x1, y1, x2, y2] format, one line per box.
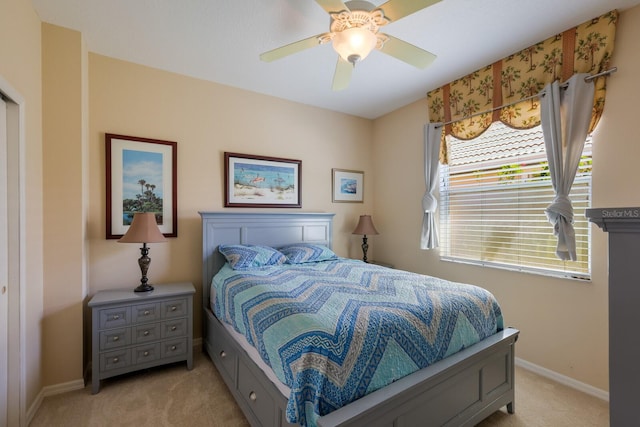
[422, 193, 437, 213]
[545, 195, 574, 224]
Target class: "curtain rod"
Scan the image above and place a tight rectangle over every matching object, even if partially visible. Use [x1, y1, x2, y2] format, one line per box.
[584, 67, 617, 81]
[434, 67, 617, 128]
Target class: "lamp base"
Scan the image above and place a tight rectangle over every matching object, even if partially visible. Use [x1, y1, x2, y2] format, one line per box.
[134, 243, 154, 293]
[361, 235, 369, 263]
[134, 283, 154, 293]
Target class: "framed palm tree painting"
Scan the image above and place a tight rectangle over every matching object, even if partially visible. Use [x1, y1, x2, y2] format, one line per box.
[106, 133, 178, 239]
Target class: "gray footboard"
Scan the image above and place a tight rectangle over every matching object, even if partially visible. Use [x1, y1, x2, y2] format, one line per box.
[204, 306, 518, 427]
[318, 327, 519, 427]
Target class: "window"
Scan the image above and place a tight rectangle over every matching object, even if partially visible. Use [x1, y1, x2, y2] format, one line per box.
[439, 121, 591, 279]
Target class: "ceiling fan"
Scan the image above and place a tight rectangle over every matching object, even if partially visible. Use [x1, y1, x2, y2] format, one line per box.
[260, 0, 440, 91]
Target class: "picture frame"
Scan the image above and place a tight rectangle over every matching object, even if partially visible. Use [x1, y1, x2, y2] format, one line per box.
[332, 168, 364, 203]
[106, 133, 178, 239]
[224, 152, 301, 208]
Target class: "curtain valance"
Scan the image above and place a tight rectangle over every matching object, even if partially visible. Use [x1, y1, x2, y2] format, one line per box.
[428, 10, 617, 164]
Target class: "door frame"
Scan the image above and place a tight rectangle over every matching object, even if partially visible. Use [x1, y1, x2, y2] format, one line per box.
[0, 74, 27, 427]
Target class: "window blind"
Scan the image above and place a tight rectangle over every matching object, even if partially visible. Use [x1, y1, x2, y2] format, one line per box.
[439, 122, 591, 279]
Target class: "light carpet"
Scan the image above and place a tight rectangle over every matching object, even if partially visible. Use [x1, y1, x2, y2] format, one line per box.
[30, 350, 608, 426]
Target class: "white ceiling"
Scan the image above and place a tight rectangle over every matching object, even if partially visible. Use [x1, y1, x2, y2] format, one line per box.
[31, 0, 640, 119]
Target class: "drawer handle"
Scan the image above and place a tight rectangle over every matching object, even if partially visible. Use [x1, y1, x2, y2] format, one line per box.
[220, 351, 226, 358]
[143, 351, 149, 356]
[143, 330, 150, 336]
[171, 306, 177, 311]
[113, 357, 119, 363]
[112, 314, 120, 320]
[249, 391, 257, 402]
[112, 336, 119, 342]
[144, 310, 150, 315]
[170, 345, 177, 351]
[171, 326, 177, 331]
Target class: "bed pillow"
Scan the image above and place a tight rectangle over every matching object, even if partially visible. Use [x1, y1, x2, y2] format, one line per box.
[218, 244, 286, 270]
[279, 243, 338, 264]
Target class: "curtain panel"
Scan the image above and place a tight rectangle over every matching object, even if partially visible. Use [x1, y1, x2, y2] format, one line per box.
[540, 74, 594, 261]
[420, 123, 443, 250]
[427, 10, 617, 164]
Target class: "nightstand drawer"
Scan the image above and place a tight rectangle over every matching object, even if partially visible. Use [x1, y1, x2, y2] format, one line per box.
[161, 298, 187, 318]
[161, 338, 187, 358]
[162, 318, 187, 338]
[132, 323, 161, 344]
[100, 348, 131, 372]
[99, 328, 131, 350]
[132, 343, 161, 365]
[99, 307, 130, 329]
[131, 302, 160, 324]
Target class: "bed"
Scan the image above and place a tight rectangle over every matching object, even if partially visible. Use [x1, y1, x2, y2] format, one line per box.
[200, 212, 518, 427]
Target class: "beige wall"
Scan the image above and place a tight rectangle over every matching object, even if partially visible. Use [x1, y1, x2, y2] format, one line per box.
[373, 5, 640, 392]
[42, 23, 88, 386]
[0, 0, 44, 413]
[87, 54, 376, 348]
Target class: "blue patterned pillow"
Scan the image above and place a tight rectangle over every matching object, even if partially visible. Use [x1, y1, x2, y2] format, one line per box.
[218, 244, 286, 270]
[279, 243, 338, 264]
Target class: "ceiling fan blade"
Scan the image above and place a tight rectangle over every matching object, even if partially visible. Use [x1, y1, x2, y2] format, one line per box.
[376, 0, 441, 22]
[332, 57, 353, 91]
[260, 34, 326, 62]
[379, 34, 436, 69]
[315, 0, 350, 14]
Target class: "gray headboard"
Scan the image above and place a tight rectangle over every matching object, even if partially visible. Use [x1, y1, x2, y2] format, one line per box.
[199, 212, 335, 310]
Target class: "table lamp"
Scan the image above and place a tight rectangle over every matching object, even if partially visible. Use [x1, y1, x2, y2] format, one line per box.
[118, 212, 167, 292]
[352, 214, 379, 263]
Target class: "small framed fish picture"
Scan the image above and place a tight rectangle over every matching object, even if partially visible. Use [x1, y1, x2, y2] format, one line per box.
[332, 168, 364, 203]
[224, 152, 301, 208]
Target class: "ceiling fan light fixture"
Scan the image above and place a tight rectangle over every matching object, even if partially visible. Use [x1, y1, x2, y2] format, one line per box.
[332, 27, 377, 65]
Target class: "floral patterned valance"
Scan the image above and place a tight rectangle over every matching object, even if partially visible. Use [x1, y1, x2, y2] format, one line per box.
[428, 10, 618, 164]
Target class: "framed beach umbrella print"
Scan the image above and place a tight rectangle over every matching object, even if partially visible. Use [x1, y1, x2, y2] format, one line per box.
[224, 152, 301, 208]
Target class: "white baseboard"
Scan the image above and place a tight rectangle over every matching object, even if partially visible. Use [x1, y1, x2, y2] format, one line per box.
[26, 379, 85, 425]
[515, 357, 609, 402]
[42, 379, 86, 397]
[26, 389, 43, 426]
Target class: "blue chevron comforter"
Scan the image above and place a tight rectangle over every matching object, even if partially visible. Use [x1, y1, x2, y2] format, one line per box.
[212, 258, 503, 427]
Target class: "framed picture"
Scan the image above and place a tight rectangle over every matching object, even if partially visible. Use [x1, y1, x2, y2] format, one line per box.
[106, 133, 177, 239]
[224, 152, 301, 208]
[332, 168, 364, 203]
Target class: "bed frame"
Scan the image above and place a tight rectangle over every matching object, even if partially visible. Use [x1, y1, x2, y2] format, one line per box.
[200, 212, 519, 427]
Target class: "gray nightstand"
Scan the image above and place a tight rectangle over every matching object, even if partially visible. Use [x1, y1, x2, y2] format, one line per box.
[89, 282, 195, 394]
